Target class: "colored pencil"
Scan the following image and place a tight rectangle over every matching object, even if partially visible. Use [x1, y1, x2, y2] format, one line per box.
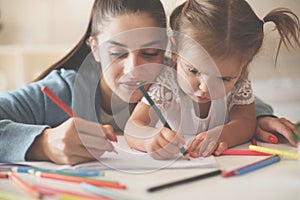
[0, 189, 38, 200]
[33, 185, 108, 200]
[42, 86, 118, 153]
[42, 86, 75, 117]
[147, 169, 222, 192]
[35, 171, 126, 189]
[9, 173, 40, 198]
[81, 182, 127, 200]
[222, 155, 280, 177]
[0, 173, 9, 179]
[249, 145, 298, 159]
[137, 82, 190, 160]
[221, 149, 270, 156]
[12, 166, 101, 177]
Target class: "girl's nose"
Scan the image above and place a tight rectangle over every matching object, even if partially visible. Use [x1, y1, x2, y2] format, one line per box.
[124, 51, 140, 74]
[198, 78, 209, 93]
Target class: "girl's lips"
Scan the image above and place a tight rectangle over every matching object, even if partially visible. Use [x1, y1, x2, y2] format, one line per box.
[195, 95, 209, 101]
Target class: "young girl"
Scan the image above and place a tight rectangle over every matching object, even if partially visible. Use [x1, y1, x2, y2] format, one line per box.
[125, 0, 300, 160]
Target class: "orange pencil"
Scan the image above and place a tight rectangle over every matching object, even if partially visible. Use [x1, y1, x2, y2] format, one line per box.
[42, 86, 75, 117]
[10, 173, 40, 198]
[35, 171, 126, 190]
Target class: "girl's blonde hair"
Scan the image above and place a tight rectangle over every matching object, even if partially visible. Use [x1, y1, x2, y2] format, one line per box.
[170, 0, 300, 70]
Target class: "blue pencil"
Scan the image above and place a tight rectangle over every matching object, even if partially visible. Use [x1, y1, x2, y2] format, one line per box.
[12, 166, 101, 177]
[137, 82, 190, 160]
[235, 155, 280, 175]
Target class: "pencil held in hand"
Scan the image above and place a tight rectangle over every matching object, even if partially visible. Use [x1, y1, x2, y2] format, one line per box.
[137, 82, 190, 160]
[42, 86, 75, 117]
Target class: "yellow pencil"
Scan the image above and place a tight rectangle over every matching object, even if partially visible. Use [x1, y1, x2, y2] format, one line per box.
[0, 189, 38, 200]
[249, 145, 298, 159]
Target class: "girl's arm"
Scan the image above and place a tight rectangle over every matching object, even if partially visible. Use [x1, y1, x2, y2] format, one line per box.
[188, 102, 256, 157]
[124, 101, 158, 152]
[124, 101, 185, 160]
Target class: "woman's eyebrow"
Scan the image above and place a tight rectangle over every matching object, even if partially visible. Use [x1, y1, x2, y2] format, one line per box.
[107, 40, 127, 47]
[141, 40, 163, 48]
[107, 40, 163, 48]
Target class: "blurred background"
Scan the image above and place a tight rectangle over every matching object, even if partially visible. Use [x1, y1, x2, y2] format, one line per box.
[0, 0, 299, 121]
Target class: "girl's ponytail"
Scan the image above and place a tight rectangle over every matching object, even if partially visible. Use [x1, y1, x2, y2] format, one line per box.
[263, 8, 300, 62]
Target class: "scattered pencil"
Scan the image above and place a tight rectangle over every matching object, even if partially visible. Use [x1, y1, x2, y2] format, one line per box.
[9, 173, 40, 198]
[221, 155, 280, 177]
[249, 145, 298, 159]
[35, 171, 126, 190]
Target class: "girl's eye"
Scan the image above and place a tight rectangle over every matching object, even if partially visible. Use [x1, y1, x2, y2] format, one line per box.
[188, 67, 199, 75]
[220, 77, 231, 82]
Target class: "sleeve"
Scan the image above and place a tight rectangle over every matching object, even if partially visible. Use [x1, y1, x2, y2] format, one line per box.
[141, 68, 180, 110]
[0, 69, 76, 162]
[254, 96, 276, 118]
[228, 78, 255, 110]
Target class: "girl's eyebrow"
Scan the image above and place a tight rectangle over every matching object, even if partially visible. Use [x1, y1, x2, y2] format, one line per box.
[107, 40, 163, 48]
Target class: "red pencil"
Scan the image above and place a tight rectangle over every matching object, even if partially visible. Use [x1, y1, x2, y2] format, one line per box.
[41, 86, 75, 117]
[0, 173, 9, 179]
[221, 149, 270, 156]
[10, 173, 40, 198]
[35, 171, 126, 190]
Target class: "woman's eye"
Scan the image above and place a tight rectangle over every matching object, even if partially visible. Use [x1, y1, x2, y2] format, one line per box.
[109, 51, 128, 58]
[142, 49, 160, 57]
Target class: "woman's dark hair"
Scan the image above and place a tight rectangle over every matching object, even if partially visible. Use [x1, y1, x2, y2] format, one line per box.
[35, 0, 166, 80]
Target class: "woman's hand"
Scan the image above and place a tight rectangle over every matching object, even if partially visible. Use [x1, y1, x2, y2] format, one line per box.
[145, 127, 185, 160]
[255, 116, 298, 147]
[27, 117, 117, 165]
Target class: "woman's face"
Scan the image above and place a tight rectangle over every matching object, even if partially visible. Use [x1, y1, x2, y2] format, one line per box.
[92, 14, 167, 103]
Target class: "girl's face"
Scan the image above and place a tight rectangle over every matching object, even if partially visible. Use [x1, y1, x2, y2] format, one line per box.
[177, 49, 243, 103]
[92, 14, 166, 103]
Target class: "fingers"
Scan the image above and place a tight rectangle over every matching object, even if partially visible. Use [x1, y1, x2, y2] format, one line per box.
[213, 142, 228, 156]
[257, 117, 297, 147]
[256, 126, 278, 144]
[147, 128, 185, 160]
[102, 125, 118, 142]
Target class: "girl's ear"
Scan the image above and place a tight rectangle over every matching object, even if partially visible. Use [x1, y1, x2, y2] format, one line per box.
[170, 36, 178, 62]
[88, 36, 101, 62]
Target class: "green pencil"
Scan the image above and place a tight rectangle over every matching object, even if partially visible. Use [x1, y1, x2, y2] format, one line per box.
[137, 82, 190, 160]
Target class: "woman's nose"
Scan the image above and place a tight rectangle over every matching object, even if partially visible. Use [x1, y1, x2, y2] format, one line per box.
[124, 51, 140, 74]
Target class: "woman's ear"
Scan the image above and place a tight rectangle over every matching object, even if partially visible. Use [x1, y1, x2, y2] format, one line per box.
[88, 36, 101, 62]
[170, 36, 178, 62]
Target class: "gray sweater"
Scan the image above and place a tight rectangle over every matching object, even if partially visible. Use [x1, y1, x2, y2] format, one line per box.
[0, 65, 273, 162]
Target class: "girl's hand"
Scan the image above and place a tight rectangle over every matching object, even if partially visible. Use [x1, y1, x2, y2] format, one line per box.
[27, 117, 117, 165]
[256, 117, 298, 147]
[188, 130, 228, 158]
[145, 127, 185, 160]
